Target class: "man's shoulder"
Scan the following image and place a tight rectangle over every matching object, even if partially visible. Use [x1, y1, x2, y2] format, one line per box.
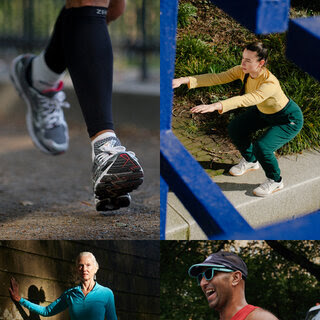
[246, 307, 279, 320]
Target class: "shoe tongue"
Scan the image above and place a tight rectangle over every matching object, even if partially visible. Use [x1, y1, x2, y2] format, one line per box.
[94, 137, 121, 156]
[42, 90, 66, 102]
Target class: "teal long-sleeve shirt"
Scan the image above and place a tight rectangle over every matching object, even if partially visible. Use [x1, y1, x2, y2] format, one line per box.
[19, 282, 117, 320]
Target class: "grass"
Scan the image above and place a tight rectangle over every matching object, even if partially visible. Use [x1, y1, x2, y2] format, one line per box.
[173, 0, 320, 155]
[177, 2, 197, 28]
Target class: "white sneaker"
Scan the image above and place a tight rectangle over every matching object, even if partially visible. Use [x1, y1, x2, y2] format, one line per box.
[229, 158, 260, 176]
[253, 178, 284, 197]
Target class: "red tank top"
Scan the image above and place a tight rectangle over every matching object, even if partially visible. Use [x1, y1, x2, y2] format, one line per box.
[231, 305, 259, 320]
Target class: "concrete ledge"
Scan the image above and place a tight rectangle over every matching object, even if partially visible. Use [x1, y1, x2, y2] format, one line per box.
[166, 192, 207, 240]
[166, 201, 189, 240]
[166, 150, 320, 239]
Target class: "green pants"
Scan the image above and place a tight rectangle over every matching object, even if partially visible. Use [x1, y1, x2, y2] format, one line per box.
[228, 99, 304, 181]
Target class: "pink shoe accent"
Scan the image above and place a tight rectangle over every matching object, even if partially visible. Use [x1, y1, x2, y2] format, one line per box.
[120, 153, 139, 171]
[42, 81, 64, 94]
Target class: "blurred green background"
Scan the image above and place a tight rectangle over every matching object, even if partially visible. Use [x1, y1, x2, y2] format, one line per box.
[0, 0, 159, 81]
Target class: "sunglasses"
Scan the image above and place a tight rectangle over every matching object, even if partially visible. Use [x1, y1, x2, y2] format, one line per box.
[195, 267, 234, 285]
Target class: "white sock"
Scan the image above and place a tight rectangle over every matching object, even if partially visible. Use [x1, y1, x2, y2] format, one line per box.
[31, 51, 65, 92]
[91, 132, 117, 160]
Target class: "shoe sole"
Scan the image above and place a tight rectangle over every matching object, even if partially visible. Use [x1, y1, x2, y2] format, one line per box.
[229, 166, 259, 176]
[253, 184, 284, 197]
[96, 194, 131, 211]
[10, 55, 65, 156]
[94, 153, 144, 200]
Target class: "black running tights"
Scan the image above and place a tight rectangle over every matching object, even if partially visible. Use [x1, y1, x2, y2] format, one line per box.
[44, 6, 114, 137]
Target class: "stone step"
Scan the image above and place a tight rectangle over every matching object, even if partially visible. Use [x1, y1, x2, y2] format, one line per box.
[166, 150, 320, 239]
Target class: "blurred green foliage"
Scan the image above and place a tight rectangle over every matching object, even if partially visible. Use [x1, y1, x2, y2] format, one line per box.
[0, 0, 159, 71]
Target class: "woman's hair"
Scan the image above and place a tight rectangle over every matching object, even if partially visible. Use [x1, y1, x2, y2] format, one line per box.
[245, 42, 268, 64]
[76, 252, 99, 270]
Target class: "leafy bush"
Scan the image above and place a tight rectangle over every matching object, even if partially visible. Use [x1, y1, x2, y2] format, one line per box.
[178, 2, 197, 28]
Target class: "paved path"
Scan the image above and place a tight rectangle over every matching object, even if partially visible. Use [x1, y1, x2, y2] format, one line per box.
[0, 122, 159, 240]
[0, 69, 159, 239]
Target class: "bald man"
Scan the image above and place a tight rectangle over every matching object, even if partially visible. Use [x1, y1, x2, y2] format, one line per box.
[188, 251, 279, 320]
[11, 0, 143, 211]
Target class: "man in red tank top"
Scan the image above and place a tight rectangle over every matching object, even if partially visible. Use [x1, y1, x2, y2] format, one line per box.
[188, 251, 279, 320]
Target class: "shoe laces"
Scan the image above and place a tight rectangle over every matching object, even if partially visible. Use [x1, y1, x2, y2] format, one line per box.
[95, 144, 136, 167]
[237, 157, 247, 170]
[37, 91, 70, 129]
[259, 178, 275, 190]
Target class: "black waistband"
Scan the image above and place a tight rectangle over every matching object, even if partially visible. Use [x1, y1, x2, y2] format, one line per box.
[65, 6, 108, 17]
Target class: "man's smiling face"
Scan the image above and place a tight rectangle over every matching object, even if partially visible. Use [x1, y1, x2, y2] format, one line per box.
[200, 269, 233, 310]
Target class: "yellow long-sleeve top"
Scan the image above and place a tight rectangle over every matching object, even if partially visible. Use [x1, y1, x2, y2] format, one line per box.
[187, 65, 289, 114]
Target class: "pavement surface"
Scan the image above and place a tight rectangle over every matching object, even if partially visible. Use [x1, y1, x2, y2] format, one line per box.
[0, 77, 160, 240]
[166, 150, 320, 239]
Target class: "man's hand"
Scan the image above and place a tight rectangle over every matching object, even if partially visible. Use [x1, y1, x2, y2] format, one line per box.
[107, 0, 126, 24]
[190, 102, 223, 114]
[9, 277, 21, 302]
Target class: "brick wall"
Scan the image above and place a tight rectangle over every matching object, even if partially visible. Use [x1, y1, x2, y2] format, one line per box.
[0, 241, 159, 320]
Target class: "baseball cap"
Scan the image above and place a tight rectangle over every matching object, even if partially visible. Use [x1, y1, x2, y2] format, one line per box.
[188, 251, 248, 280]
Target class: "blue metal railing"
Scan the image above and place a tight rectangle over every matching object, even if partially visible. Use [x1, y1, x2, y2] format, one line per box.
[160, 0, 320, 240]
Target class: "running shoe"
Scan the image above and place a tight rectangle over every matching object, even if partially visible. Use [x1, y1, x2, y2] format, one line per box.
[229, 157, 260, 176]
[95, 193, 131, 211]
[10, 54, 69, 155]
[92, 136, 144, 211]
[253, 178, 284, 197]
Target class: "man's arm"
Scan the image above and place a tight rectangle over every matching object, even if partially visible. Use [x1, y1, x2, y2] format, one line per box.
[107, 0, 126, 24]
[247, 308, 279, 320]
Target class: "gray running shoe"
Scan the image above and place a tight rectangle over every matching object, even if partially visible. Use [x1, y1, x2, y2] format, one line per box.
[92, 136, 144, 211]
[10, 54, 69, 155]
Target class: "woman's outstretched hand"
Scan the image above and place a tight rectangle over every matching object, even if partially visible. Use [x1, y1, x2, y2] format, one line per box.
[191, 102, 223, 113]
[9, 277, 21, 302]
[172, 77, 189, 89]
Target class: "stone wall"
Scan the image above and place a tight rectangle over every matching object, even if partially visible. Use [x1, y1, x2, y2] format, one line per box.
[0, 241, 159, 320]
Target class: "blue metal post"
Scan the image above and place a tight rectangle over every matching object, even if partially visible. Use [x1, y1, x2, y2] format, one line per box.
[160, 0, 178, 239]
[160, 0, 177, 132]
[210, 0, 290, 34]
[161, 131, 253, 238]
[286, 17, 320, 82]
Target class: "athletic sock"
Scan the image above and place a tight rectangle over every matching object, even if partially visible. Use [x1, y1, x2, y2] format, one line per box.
[91, 132, 118, 161]
[31, 52, 65, 92]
